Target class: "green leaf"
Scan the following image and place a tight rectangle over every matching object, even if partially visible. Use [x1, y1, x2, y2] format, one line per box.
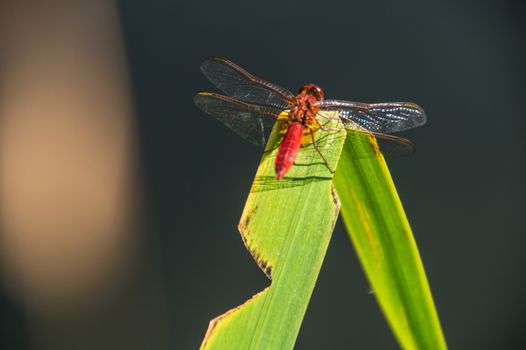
[333, 132, 447, 349]
[200, 111, 446, 349]
[200, 112, 346, 350]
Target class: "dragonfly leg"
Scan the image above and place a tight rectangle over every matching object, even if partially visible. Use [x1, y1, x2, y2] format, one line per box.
[314, 112, 343, 131]
[310, 128, 335, 173]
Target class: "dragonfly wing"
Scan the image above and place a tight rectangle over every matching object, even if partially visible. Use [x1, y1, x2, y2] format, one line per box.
[194, 92, 281, 147]
[339, 130, 416, 160]
[318, 100, 426, 133]
[200, 57, 295, 109]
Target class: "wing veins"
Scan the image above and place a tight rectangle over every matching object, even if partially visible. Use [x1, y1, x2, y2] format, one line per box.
[194, 92, 282, 147]
[201, 57, 295, 108]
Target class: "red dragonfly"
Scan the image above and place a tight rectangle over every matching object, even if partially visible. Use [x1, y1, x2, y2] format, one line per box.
[194, 57, 426, 180]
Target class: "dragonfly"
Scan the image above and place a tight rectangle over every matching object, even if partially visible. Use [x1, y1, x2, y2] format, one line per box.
[194, 57, 426, 180]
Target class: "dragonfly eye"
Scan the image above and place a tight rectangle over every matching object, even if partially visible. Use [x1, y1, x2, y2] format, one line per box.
[311, 85, 324, 100]
[299, 84, 325, 101]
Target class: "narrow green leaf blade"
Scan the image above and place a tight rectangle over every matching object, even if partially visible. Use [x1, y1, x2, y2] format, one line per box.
[333, 133, 447, 349]
[201, 112, 346, 350]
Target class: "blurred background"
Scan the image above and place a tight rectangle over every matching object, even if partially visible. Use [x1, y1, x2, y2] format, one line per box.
[0, 0, 524, 349]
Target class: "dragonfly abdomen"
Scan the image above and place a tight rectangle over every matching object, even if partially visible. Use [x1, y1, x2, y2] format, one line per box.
[275, 122, 303, 180]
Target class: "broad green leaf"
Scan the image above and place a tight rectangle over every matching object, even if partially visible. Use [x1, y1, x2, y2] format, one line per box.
[200, 110, 446, 349]
[333, 132, 447, 349]
[201, 112, 346, 350]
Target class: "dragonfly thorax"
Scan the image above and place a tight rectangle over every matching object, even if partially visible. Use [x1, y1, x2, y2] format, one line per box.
[291, 84, 323, 126]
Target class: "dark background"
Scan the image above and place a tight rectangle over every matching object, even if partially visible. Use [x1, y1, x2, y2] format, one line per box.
[2, 0, 525, 348]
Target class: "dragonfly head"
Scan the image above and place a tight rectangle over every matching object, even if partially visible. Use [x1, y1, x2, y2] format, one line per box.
[299, 84, 325, 101]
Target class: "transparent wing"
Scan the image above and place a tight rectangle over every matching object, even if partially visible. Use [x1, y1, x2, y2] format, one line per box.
[339, 130, 416, 160]
[194, 92, 281, 147]
[200, 57, 295, 109]
[318, 100, 426, 133]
